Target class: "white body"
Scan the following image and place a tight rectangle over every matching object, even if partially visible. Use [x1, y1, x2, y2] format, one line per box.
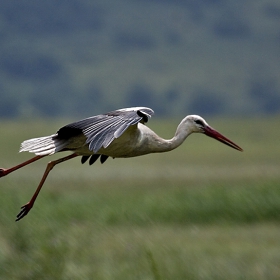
[20, 116, 200, 158]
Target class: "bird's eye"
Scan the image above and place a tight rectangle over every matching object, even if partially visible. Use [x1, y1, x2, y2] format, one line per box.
[194, 119, 204, 126]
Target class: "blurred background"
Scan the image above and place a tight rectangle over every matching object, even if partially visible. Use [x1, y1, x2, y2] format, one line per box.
[0, 1, 280, 279]
[0, 0, 280, 119]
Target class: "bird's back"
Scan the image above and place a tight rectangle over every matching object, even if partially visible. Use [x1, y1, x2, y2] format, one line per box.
[20, 107, 155, 157]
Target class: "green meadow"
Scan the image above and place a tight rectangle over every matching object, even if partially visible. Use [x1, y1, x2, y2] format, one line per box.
[0, 116, 280, 279]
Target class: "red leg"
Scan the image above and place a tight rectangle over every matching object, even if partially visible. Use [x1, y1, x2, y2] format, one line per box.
[0, 155, 44, 178]
[16, 153, 78, 221]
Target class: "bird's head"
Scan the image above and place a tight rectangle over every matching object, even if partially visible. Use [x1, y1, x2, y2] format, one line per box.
[183, 115, 243, 151]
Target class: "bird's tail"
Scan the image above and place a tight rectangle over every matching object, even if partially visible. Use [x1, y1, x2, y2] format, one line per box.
[19, 134, 68, 156]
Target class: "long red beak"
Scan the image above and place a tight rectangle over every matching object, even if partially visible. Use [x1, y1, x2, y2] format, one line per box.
[204, 126, 243, 151]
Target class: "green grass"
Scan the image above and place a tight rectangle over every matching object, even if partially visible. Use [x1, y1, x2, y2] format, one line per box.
[0, 117, 280, 279]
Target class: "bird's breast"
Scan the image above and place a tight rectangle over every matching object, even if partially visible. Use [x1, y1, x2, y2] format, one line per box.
[68, 124, 159, 158]
[99, 128, 148, 158]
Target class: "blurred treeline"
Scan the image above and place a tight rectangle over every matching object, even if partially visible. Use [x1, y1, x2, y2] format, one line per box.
[0, 0, 280, 118]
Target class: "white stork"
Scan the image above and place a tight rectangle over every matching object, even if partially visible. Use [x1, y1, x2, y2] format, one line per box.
[0, 107, 243, 221]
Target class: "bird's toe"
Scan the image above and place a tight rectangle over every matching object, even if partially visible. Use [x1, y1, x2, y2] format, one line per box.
[15, 202, 33, 221]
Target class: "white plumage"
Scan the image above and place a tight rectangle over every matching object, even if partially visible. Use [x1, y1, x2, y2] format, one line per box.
[20, 135, 58, 155]
[0, 107, 243, 221]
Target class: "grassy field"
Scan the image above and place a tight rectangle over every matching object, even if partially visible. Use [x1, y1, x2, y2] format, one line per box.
[0, 116, 280, 279]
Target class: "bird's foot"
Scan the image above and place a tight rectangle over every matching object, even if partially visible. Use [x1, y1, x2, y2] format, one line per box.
[0, 168, 8, 178]
[16, 202, 33, 221]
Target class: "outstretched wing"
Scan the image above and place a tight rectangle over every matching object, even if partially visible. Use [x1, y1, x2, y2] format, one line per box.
[57, 107, 154, 153]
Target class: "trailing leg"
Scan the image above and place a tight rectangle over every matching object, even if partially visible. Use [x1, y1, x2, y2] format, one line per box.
[0, 155, 44, 178]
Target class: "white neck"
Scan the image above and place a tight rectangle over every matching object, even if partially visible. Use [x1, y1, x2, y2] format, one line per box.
[147, 120, 192, 153]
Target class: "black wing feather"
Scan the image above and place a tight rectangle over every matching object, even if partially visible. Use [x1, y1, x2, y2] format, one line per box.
[57, 107, 154, 153]
[89, 154, 100, 165]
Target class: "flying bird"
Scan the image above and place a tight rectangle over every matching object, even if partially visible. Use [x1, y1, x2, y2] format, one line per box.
[0, 107, 243, 221]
